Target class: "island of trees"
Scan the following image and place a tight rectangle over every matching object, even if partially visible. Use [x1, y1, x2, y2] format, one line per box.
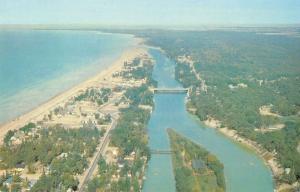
[168, 129, 225, 192]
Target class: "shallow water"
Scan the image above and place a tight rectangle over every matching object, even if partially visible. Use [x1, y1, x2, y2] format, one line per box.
[143, 48, 274, 192]
[0, 30, 134, 123]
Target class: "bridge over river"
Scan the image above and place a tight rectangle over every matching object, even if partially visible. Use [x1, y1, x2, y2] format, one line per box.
[143, 48, 274, 192]
[151, 88, 189, 94]
[150, 149, 174, 155]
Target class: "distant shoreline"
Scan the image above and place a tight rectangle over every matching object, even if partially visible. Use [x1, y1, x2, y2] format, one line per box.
[1, 24, 300, 31]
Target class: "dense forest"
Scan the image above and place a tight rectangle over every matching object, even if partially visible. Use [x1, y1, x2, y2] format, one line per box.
[138, 30, 300, 185]
[168, 129, 225, 192]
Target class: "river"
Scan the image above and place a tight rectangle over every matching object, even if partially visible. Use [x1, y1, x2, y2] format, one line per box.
[142, 48, 274, 192]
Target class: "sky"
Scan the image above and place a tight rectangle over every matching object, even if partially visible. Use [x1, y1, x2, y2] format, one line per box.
[0, 0, 299, 26]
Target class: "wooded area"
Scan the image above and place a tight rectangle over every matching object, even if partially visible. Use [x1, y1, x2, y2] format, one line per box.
[140, 30, 300, 184]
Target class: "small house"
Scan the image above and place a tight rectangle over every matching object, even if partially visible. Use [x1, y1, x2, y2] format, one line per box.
[192, 159, 205, 171]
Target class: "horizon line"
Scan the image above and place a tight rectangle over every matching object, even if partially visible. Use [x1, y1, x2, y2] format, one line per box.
[0, 23, 300, 30]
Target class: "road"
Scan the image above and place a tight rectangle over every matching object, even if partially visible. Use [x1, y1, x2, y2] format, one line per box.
[77, 92, 122, 191]
[78, 116, 117, 192]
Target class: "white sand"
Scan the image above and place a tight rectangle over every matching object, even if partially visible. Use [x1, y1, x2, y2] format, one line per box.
[0, 39, 146, 143]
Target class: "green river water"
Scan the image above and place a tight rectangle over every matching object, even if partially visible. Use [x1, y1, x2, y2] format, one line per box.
[142, 48, 274, 192]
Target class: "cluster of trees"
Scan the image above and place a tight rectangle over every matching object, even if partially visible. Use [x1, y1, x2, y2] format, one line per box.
[141, 30, 300, 184]
[0, 125, 101, 191]
[87, 55, 156, 191]
[19, 122, 36, 134]
[111, 55, 157, 156]
[87, 93, 152, 191]
[175, 62, 200, 88]
[3, 130, 16, 146]
[124, 58, 141, 67]
[74, 87, 112, 105]
[256, 121, 300, 183]
[88, 155, 143, 192]
[121, 55, 157, 87]
[168, 129, 225, 192]
[123, 62, 153, 81]
[95, 113, 112, 126]
[3, 122, 37, 146]
[111, 106, 151, 158]
[121, 55, 157, 107]
[124, 84, 154, 106]
[111, 79, 155, 158]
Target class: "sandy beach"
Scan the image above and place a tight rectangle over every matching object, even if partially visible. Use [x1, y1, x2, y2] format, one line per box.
[0, 37, 146, 143]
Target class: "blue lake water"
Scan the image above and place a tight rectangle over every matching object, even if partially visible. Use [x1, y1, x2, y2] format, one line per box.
[143, 48, 274, 192]
[0, 30, 135, 123]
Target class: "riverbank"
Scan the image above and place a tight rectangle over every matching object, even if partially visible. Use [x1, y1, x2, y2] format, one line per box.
[202, 117, 294, 192]
[0, 37, 145, 143]
[143, 47, 275, 192]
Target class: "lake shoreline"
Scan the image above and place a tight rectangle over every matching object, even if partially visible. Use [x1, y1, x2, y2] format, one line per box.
[0, 36, 145, 143]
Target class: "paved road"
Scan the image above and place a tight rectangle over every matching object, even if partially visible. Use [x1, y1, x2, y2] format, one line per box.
[78, 116, 117, 192]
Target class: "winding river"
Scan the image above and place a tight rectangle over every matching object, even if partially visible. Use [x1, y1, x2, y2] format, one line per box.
[143, 48, 274, 192]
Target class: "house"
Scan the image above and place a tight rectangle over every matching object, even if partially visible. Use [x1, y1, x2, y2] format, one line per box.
[285, 168, 291, 175]
[111, 174, 120, 182]
[118, 162, 124, 169]
[124, 151, 136, 162]
[15, 162, 26, 172]
[57, 152, 68, 159]
[192, 159, 206, 171]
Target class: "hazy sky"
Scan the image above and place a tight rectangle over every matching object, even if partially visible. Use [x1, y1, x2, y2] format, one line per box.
[0, 0, 299, 26]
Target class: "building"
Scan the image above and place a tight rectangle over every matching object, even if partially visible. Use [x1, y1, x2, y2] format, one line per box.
[192, 159, 206, 171]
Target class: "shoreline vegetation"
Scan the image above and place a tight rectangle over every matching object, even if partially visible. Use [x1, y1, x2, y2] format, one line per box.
[138, 30, 300, 192]
[167, 128, 226, 192]
[201, 116, 283, 178]
[201, 116, 299, 192]
[0, 36, 155, 191]
[202, 118, 283, 188]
